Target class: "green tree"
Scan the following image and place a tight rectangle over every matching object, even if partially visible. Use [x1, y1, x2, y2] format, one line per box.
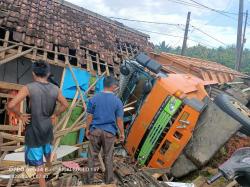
[154, 43, 250, 73]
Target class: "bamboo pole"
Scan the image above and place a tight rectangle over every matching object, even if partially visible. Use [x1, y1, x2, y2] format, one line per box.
[0, 31, 9, 59]
[0, 44, 19, 53]
[65, 55, 86, 110]
[54, 71, 105, 139]
[54, 123, 86, 138]
[0, 132, 24, 142]
[1, 141, 18, 146]
[51, 90, 79, 161]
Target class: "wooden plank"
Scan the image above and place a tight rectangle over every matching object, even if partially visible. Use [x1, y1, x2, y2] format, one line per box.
[60, 68, 66, 89]
[43, 51, 48, 61]
[65, 55, 86, 109]
[0, 39, 121, 75]
[51, 91, 79, 162]
[55, 124, 86, 138]
[0, 38, 75, 59]
[0, 44, 19, 53]
[17, 44, 22, 54]
[105, 61, 110, 76]
[0, 31, 10, 59]
[86, 50, 90, 71]
[0, 146, 21, 152]
[96, 54, 101, 75]
[0, 47, 34, 65]
[32, 47, 37, 61]
[0, 81, 23, 90]
[89, 57, 94, 72]
[0, 132, 24, 142]
[0, 125, 19, 131]
[76, 47, 81, 67]
[1, 141, 18, 146]
[6, 48, 66, 68]
[0, 93, 14, 98]
[55, 46, 58, 64]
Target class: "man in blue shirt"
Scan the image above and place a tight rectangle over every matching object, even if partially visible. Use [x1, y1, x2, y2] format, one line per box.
[86, 76, 124, 184]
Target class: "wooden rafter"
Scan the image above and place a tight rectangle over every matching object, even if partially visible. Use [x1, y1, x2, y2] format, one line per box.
[0, 30, 137, 76]
[0, 47, 34, 65]
[0, 44, 19, 53]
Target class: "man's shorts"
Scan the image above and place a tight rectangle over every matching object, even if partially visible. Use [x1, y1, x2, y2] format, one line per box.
[25, 144, 52, 166]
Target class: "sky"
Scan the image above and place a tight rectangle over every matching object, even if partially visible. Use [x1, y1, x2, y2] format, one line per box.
[67, 0, 250, 49]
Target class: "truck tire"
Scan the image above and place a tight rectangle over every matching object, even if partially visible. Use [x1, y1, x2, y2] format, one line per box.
[214, 94, 250, 136]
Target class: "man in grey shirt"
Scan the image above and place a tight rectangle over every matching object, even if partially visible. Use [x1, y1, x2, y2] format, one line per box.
[8, 60, 68, 187]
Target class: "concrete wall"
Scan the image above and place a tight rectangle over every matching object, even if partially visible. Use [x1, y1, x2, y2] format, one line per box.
[0, 57, 63, 85]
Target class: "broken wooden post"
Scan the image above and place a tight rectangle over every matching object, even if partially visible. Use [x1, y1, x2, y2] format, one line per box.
[0, 30, 10, 59]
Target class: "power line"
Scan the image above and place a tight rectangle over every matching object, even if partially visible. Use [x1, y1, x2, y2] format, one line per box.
[188, 0, 241, 16]
[167, 0, 202, 8]
[134, 28, 184, 38]
[167, 0, 240, 22]
[133, 27, 216, 48]
[191, 25, 227, 46]
[109, 17, 185, 27]
[203, 0, 233, 25]
[168, 0, 250, 27]
[109, 16, 227, 46]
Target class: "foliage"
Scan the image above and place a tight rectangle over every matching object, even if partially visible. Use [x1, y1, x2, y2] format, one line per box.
[154, 41, 250, 73]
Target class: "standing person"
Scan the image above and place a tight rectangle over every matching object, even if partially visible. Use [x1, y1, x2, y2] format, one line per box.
[8, 60, 68, 187]
[86, 76, 124, 184]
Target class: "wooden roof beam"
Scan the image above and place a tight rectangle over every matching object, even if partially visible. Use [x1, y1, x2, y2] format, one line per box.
[0, 47, 34, 66]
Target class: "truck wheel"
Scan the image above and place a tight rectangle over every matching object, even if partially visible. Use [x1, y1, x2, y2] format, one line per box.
[214, 94, 250, 136]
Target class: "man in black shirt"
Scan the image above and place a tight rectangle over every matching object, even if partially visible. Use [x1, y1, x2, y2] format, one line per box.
[8, 60, 68, 187]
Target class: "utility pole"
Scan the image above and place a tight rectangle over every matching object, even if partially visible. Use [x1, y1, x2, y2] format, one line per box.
[238, 10, 248, 71]
[181, 11, 191, 56]
[235, 0, 244, 71]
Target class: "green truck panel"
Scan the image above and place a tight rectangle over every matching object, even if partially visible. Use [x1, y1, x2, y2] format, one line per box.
[137, 96, 182, 165]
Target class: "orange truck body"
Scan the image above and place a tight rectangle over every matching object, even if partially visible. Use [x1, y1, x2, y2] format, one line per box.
[125, 73, 209, 168]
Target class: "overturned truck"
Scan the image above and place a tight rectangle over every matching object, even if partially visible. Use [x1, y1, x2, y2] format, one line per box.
[0, 0, 250, 181]
[119, 53, 250, 178]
